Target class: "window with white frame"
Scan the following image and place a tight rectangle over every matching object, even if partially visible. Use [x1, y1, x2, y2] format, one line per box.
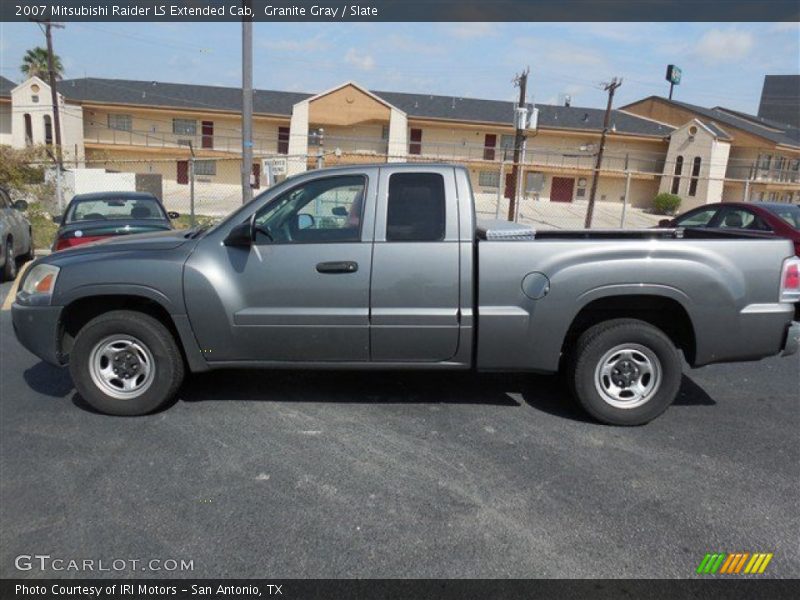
[194, 160, 216, 176]
[108, 113, 132, 132]
[173, 118, 197, 136]
[478, 170, 500, 188]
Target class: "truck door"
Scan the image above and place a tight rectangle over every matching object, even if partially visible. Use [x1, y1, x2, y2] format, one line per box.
[184, 170, 376, 362]
[370, 167, 461, 362]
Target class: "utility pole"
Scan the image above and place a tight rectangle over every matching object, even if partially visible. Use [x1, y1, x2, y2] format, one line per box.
[507, 67, 529, 222]
[33, 19, 65, 209]
[584, 77, 622, 229]
[241, 2, 254, 205]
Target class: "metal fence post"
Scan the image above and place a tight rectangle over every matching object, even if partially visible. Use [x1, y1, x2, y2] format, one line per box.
[620, 170, 631, 228]
[189, 155, 196, 227]
[495, 160, 505, 219]
[743, 179, 750, 202]
[316, 128, 325, 170]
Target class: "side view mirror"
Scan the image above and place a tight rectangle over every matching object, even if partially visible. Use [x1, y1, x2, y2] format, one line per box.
[223, 216, 254, 247]
[167, 211, 180, 219]
[13, 199, 28, 211]
[52, 215, 62, 224]
[658, 219, 672, 227]
[297, 213, 314, 230]
[331, 206, 348, 217]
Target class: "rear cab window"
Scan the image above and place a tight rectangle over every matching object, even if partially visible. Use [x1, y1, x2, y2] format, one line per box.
[386, 173, 446, 242]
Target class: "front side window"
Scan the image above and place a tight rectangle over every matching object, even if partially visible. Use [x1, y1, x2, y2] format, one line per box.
[675, 207, 717, 228]
[386, 172, 446, 242]
[253, 175, 365, 244]
[173, 118, 197, 136]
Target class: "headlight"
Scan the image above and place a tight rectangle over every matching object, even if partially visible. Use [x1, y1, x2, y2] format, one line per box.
[21, 264, 60, 295]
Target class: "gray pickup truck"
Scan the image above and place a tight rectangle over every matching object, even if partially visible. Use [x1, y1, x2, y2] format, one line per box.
[12, 164, 800, 424]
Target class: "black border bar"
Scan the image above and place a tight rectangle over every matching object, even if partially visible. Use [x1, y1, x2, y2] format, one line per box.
[3, 0, 800, 22]
[2, 579, 800, 600]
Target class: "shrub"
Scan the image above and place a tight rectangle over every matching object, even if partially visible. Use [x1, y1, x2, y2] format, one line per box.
[653, 193, 682, 215]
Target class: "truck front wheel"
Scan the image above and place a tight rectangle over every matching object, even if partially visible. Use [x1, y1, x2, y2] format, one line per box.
[568, 319, 682, 425]
[69, 310, 185, 416]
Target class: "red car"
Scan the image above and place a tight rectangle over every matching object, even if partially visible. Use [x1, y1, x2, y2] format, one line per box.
[659, 202, 800, 256]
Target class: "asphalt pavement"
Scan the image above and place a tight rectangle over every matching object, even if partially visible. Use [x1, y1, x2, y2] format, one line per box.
[1, 279, 798, 579]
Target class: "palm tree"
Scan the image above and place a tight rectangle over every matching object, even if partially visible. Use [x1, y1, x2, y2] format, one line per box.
[20, 47, 63, 81]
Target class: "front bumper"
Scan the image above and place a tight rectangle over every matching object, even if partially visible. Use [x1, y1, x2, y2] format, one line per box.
[11, 302, 64, 365]
[782, 321, 800, 357]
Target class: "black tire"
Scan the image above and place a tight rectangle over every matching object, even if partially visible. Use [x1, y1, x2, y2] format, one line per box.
[21, 231, 34, 262]
[567, 318, 682, 426]
[69, 310, 185, 416]
[2, 238, 17, 282]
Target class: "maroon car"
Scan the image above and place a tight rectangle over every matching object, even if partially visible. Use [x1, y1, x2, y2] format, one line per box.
[659, 202, 800, 256]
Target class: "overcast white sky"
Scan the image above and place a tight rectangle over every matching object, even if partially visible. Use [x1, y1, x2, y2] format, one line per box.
[1, 21, 798, 113]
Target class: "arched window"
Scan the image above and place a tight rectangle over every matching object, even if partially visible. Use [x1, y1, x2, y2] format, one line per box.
[43, 115, 53, 145]
[24, 113, 33, 145]
[671, 155, 683, 194]
[688, 157, 702, 197]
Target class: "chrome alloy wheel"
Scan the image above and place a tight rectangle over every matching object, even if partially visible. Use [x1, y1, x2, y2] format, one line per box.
[594, 343, 662, 409]
[88, 335, 156, 400]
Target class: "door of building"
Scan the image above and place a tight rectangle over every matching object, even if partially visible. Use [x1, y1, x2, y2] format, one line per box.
[177, 160, 188, 185]
[201, 121, 214, 149]
[551, 177, 575, 202]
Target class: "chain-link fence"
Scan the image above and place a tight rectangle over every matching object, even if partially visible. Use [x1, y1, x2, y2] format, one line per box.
[16, 143, 800, 238]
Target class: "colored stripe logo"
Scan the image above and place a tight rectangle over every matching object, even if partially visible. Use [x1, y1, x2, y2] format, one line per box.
[696, 552, 773, 574]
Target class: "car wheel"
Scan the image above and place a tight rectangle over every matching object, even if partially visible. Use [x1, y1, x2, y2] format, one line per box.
[2, 238, 17, 282]
[568, 318, 682, 425]
[21, 231, 34, 262]
[69, 310, 185, 416]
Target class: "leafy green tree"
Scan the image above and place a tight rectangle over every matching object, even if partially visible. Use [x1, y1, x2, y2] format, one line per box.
[20, 46, 63, 81]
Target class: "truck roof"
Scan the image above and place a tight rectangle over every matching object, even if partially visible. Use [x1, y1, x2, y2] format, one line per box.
[305, 162, 468, 174]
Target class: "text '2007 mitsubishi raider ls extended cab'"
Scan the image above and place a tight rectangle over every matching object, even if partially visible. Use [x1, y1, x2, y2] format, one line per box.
[12, 164, 800, 425]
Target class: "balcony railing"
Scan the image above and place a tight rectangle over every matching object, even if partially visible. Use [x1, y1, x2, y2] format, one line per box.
[83, 125, 282, 155]
[725, 164, 800, 184]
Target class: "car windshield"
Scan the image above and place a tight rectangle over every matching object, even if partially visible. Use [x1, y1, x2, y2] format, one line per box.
[66, 197, 166, 223]
[762, 204, 800, 230]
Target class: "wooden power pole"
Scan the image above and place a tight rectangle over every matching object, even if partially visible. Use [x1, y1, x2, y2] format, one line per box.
[584, 77, 622, 229]
[507, 68, 529, 222]
[32, 20, 64, 162]
[241, 2, 254, 205]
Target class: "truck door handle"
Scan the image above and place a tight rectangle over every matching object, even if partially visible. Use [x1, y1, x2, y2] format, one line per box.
[316, 261, 358, 274]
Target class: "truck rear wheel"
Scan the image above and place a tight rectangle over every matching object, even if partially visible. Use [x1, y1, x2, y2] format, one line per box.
[568, 318, 682, 425]
[69, 310, 184, 416]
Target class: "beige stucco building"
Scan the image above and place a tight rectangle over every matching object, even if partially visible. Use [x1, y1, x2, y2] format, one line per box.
[1, 75, 798, 210]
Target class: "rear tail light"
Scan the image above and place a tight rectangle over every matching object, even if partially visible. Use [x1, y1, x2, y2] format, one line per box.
[54, 235, 108, 251]
[780, 257, 800, 303]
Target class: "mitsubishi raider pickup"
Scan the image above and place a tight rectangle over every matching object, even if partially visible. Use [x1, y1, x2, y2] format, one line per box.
[12, 164, 800, 425]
